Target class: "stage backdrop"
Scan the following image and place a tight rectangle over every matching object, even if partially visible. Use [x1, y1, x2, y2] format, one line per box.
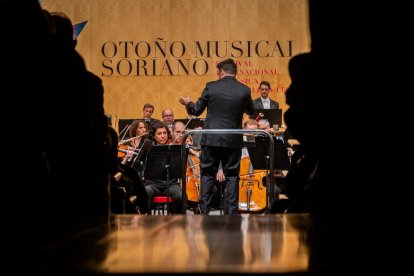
[42, 0, 310, 128]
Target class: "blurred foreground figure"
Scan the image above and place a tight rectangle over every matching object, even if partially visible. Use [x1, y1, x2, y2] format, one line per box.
[2, 1, 111, 271]
[283, 0, 397, 272]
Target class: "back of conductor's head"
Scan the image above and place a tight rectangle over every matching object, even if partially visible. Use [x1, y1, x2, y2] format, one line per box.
[217, 58, 237, 75]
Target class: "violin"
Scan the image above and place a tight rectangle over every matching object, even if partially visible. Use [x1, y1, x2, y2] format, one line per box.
[118, 145, 128, 158]
[118, 146, 140, 158]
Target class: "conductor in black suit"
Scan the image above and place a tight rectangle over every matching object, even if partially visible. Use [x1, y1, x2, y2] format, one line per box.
[179, 59, 254, 215]
[252, 81, 279, 110]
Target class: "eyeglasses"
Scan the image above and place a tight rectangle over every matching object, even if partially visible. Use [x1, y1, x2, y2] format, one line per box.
[260, 88, 269, 91]
[163, 114, 174, 117]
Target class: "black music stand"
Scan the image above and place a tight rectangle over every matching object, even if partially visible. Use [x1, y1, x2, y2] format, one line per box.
[176, 118, 204, 129]
[143, 144, 187, 214]
[245, 136, 290, 211]
[244, 137, 269, 171]
[130, 139, 154, 176]
[246, 136, 290, 170]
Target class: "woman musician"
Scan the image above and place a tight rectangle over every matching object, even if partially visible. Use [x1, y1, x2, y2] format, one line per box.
[144, 121, 183, 214]
[119, 120, 149, 168]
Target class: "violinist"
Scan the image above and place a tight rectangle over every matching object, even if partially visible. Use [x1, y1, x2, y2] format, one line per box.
[257, 119, 272, 134]
[108, 126, 150, 214]
[120, 120, 148, 167]
[171, 121, 186, 145]
[144, 121, 182, 214]
[162, 108, 175, 133]
[172, 121, 200, 156]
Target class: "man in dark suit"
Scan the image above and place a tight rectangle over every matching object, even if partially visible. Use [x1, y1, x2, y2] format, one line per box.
[252, 81, 279, 109]
[179, 59, 254, 215]
[142, 102, 160, 128]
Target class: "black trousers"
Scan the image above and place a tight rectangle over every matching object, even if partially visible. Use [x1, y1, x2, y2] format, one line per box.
[199, 146, 242, 215]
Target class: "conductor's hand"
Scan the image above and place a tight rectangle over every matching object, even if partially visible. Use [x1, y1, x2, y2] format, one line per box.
[216, 169, 225, 183]
[179, 95, 191, 106]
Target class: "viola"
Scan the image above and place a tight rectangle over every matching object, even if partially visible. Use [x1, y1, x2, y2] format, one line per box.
[238, 156, 267, 212]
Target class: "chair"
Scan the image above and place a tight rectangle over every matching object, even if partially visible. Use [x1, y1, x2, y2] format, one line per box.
[152, 196, 174, 215]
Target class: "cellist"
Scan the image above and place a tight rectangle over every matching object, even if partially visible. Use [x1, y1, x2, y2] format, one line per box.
[238, 119, 268, 212]
[171, 121, 202, 212]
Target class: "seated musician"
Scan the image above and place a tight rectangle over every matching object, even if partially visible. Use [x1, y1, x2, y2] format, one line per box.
[120, 120, 149, 167]
[244, 119, 259, 129]
[109, 126, 150, 214]
[144, 120, 182, 214]
[172, 120, 200, 157]
[185, 135, 200, 158]
[257, 119, 272, 133]
[255, 119, 286, 201]
[161, 108, 175, 133]
[217, 119, 259, 181]
[257, 119, 285, 142]
[171, 121, 186, 145]
[172, 121, 203, 213]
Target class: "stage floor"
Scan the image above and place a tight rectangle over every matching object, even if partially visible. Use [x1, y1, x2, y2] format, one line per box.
[32, 214, 320, 273]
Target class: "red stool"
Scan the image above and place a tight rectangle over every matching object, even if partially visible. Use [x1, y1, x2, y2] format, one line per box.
[152, 196, 174, 215]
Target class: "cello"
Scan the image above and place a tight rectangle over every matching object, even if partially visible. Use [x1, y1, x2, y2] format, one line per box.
[238, 156, 267, 212]
[186, 153, 201, 204]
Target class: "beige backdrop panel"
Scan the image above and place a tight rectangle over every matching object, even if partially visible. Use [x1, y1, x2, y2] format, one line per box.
[43, 0, 310, 128]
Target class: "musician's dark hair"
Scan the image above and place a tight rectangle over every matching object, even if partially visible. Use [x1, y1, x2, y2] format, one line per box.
[259, 81, 271, 89]
[143, 103, 154, 110]
[148, 120, 171, 142]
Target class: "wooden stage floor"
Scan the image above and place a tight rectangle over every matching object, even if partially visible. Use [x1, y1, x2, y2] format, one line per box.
[25, 213, 372, 273]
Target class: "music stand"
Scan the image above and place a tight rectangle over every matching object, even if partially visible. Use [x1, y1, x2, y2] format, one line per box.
[247, 136, 290, 170]
[130, 139, 154, 175]
[143, 144, 187, 214]
[176, 118, 204, 129]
